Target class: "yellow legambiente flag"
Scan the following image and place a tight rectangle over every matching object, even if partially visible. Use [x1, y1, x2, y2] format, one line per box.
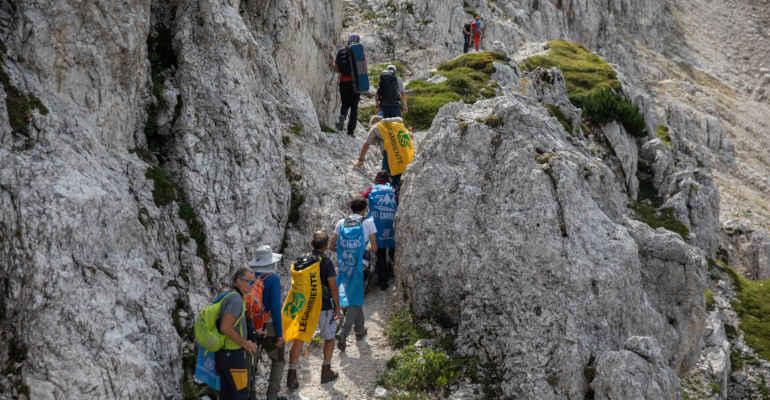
[282, 257, 323, 343]
[378, 118, 414, 176]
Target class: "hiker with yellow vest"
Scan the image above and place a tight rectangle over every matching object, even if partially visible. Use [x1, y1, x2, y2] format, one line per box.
[354, 115, 415, 196]
[285, 231, 342, 390]
[214, 267, 259, 400]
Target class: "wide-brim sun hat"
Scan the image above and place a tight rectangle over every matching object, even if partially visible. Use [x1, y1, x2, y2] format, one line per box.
[249, 244, 283, 272]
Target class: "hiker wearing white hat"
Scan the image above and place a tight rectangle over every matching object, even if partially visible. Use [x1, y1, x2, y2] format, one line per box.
[246, 244, 287, 400]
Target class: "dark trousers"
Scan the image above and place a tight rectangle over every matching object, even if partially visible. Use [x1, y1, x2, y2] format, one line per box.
[215, 349, 249, 400]
[380, 104, 401, 118]
[463, 34, 470, 53]
[376, 247, 395, 288]
[339, 81, 360, 135]
[381, 154, 402, 196]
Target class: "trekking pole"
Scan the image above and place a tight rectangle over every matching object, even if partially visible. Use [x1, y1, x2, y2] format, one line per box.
[247, 340, 263, 400]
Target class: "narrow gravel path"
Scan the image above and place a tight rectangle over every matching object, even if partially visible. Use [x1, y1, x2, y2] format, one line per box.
[252, 286, 399, 399]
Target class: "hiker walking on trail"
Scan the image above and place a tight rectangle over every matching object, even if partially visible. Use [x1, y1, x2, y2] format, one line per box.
[376, 64, 407, 118]
[362, 171, 398, 290]
[286, 230, 343, 390]
[330, 198, 377, 351]
[354, 115, 414, 196]
[247, 245, 287, 400]
[470, 15, 484, 51]
[334, 34, 365, 136]
[214, 267, 260, 400]
[462, 21, 472, 53]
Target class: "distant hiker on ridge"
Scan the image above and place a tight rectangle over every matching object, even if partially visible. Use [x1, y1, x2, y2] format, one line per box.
[376, 64, 407, 118]
[286, 231, 342, 390]
[471, 14, 484, 51]
[330, 198, 378, 351]
[462, 21, 472, 53]
[334, 34, 368, 136]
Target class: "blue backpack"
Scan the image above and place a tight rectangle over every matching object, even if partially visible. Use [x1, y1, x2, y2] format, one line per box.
[367, 184, 397, 249]
[336, 218, 367, 307]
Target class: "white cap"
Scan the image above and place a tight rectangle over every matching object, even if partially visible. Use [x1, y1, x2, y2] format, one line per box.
[248, 245, 283, 272]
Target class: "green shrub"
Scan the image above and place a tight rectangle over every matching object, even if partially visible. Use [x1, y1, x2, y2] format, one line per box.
[630, 202, 689, 240]
[404, 92, 462, 130]
[727, 268, 770, 361]
[656, 125, 672, 146]
[385, 309, 429, 349]
[705, 289, 715, 311]
[145, 166, 177, 206]
[579, 88, 647, 137]
[382, 346, 459, 392]
[523, 40, 646, 137]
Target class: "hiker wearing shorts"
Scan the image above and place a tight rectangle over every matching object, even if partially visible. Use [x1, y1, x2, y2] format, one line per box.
[286, 231, 342, 390]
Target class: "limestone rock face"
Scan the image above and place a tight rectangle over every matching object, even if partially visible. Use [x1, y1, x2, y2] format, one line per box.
[395, 95, 707, 398]
[0, 0, 346, 398]
[591, 337, 679, 400]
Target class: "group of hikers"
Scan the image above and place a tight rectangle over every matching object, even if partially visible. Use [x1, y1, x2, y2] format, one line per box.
[196, 179, 399, 399]
[193, 28, 434, 400]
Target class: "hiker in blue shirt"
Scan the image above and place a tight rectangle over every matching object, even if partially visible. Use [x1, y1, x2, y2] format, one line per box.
[248, 245, 287, 400]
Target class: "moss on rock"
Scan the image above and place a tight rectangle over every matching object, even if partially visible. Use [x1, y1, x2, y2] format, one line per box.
[727, 268, 770, 361]
[523, 40, 647, 137]
[403, 52, 506, 130]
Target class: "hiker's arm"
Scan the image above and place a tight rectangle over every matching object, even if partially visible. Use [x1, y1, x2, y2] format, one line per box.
[356, 142, 370, 167]
[369, 234, 378, 252]
[266, 276, 283, 345]
[219, 313, 256, 352]
[328, 276, 342, 318]
[401, 93, 408, 113]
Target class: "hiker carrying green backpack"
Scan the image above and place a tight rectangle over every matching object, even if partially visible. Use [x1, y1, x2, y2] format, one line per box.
[194, 267, 258, 400]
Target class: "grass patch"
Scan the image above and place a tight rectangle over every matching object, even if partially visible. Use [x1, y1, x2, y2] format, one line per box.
[523, 40, 647, 137]
[403, 52, 506, 130]
[727, 267, 770, 361]
[630, 202, 690, 240]
[545, 104, 573, 134]
[386, 309, 429, 349]
[290, 123, 302, 135]
[705, 289, 715, 311]
[178, 200, 210, 266]
[381, 346, 459, 393]
[656, 124, 672, 146]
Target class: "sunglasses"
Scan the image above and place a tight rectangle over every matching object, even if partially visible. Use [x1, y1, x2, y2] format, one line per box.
[240, 277, 256, 286]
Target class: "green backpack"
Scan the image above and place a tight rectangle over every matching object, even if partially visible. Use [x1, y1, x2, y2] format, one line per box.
[194, 291, 244, 353]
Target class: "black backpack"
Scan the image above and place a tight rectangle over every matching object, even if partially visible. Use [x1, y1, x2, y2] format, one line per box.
[378, 72, 400, 106]
[336, 47, 353, 76]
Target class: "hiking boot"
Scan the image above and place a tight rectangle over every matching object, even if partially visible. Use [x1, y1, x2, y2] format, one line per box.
[286, 369, 299, 391]
[320, 365, 339, 384]
[336, 334, 346, 352]
[335, 116, 345, 132]
[356, 328, 368, 341]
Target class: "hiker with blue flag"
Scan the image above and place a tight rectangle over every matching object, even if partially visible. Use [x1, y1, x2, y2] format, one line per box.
[330, 197, 377, 351]
[363, 171, 398, 290]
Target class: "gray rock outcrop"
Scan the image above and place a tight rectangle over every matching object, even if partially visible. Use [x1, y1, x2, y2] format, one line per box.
[395, 94, 708, 399]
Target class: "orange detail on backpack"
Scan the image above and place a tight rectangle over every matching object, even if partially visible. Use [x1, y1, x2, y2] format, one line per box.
[244, 275, 270, 332]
